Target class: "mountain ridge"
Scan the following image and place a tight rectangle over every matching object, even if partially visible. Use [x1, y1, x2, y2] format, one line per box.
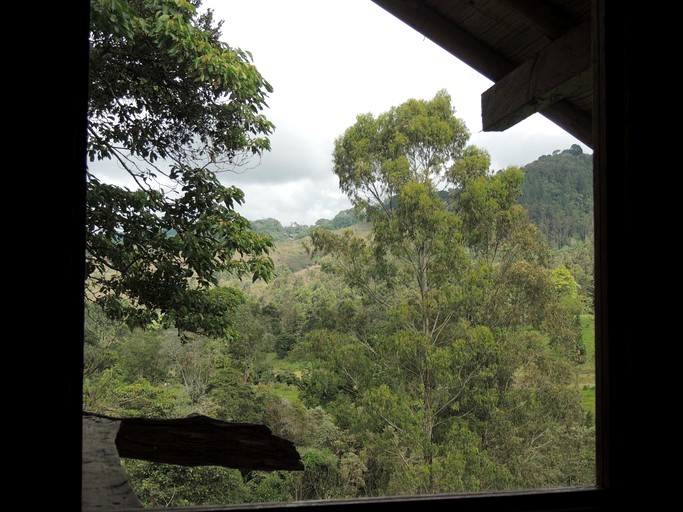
[250, 145, 593, 249]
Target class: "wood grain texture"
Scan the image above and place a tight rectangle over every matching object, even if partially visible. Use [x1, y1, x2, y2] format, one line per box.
[372, 1, 592, 144]
[541, 100, 592, 147]
[82, 412, 303, 509]
[82, 414, 142, 511]
[491, 0, 575, 39]
[482, 21, 590, 134]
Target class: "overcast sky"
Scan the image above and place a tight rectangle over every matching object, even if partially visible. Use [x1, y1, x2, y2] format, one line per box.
[94, 0, 590, 225]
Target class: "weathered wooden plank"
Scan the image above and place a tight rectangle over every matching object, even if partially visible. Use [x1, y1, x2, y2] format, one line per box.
[492, 0, 575, 39]
[481, 21, 591, 134]
[82, 414, 142, 511]
[115, 414, 304, 471]
[82, 412, 302, 510]
[371, 1, 592, 144]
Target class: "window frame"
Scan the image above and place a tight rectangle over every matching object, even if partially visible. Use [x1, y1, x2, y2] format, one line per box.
[66, 1, 640, 509]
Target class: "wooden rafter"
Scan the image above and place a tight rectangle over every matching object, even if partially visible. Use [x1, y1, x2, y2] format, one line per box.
[371, 0, 515, 80]
[371, 0, 593, 146]
[491, 0, 575, 39]
[481, 21, 591, 136]
[543, 100, 592, 147]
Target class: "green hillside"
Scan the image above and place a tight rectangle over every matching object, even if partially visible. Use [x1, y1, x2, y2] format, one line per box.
[85, 3, 598, 504]
[250, 208, 360, 242]
[519, 145, 593, 247]
[256, 146, 593, 254]
[266, 221, 372, 274]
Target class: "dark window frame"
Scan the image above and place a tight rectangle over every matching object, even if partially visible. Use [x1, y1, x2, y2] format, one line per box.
[66, 1, 643, 510]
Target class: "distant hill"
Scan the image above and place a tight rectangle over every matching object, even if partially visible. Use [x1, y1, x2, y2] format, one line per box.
[249, 218, 309, 242]
[267, 221, 372, 274]
[251, 146, 592, 251]
[250, 208, 359, 242]
[519, 145, 593, 247]
[312, 208, 358, 231]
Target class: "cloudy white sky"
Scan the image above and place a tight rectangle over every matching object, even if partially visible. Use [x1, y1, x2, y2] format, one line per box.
[94, 0, 589, 225]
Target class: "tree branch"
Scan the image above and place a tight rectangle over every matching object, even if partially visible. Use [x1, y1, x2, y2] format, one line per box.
[434, 363, 483, 418]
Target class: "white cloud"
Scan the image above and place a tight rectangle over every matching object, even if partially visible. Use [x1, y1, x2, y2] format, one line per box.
[233, 178, 351, 226]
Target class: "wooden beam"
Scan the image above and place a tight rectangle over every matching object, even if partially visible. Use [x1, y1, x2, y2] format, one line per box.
[371, 0, 592, 145]
[481, 21, 591, 135]
[492, 0, 575, 40]
[371, 0, 515, 80]
[114, 413, 304, 471]
[82, 412, 303, 509]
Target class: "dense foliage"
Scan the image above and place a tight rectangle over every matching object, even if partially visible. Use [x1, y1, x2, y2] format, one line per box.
[87, 0, 275, 337]
[249, 219, 311, 242]
[519, 145, 593, 247]
[85, 1, 595, 505]
[314, 209, 359, 231]
[303, 92, 592, 493]
[85, 93, 595, 506]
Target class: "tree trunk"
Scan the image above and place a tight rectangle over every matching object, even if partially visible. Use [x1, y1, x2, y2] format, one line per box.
[419, 243, 435, 492]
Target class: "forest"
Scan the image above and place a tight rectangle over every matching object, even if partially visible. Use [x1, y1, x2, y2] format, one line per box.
[85, 0, 595, 507]
[519, 145, 593, 247]
[84, 144, 595, 506]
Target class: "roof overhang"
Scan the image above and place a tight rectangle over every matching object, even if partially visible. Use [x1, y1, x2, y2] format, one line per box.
[371, 0, 592, 147]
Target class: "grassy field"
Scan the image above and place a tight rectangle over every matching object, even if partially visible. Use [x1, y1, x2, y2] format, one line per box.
[262, 352, 305, 404]
[269, 239, 315, 273]
[580, 314, 595, 371]
[264, 382, 303, 405]
[229, 222, 374, 295]
[264, 351, 305, 378]
[581, 387, 595, 413]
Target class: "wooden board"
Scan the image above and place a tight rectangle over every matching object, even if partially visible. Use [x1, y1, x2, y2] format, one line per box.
[82, 414, 142, 510]
[110, 413, 304, 471]
[482, 21, 591, 134]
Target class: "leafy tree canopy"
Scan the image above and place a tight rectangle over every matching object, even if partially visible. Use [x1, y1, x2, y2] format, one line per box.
[552, 265, 579, 298]
[304, 91, 591, 492]
[86, 0, 275, 337]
